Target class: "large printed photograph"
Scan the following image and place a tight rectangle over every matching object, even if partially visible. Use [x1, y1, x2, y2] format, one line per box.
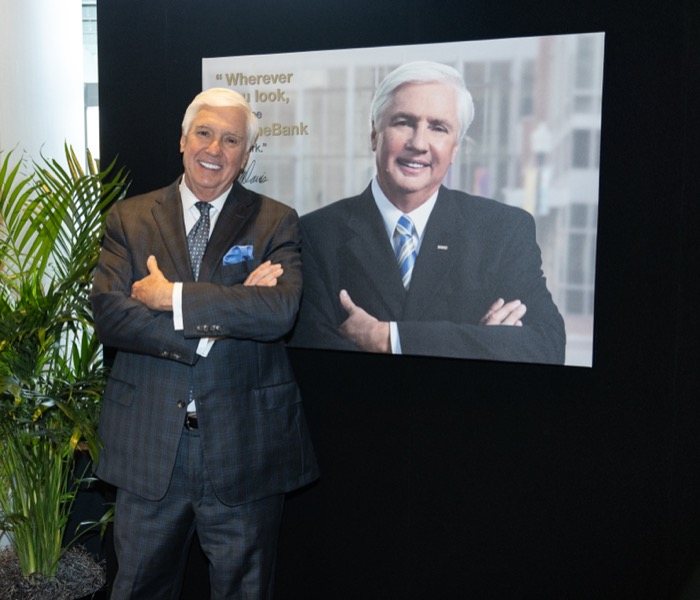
[203, 34, 603, 367]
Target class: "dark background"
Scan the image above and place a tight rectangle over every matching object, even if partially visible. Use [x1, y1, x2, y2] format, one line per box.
[97, 0, 700, 598]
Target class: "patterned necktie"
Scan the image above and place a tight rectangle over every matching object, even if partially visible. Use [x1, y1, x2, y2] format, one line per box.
[187, 201, 211, 281]
[395, 215, 418, 290]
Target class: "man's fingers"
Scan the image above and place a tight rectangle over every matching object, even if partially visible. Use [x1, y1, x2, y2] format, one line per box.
[244, 260, 283, 286]
[481, 298, 505, 325]
[480, 298, 505, 324]
[339, 289, 356, 314]
[482, 299, 527, 326]
[500, 302, 527, 325]
[266, 265, 284, 280]
[146, 255, 159, 274]
[256, 268, 282, 287]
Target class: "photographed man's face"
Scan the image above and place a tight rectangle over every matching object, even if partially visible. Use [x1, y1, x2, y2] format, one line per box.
[371, 81, 460, 211]
[180, 105, 251, 202]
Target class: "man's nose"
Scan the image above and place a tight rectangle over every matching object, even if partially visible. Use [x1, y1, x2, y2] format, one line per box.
[407, 125, 428, 151]
[206, 138, 222, 153]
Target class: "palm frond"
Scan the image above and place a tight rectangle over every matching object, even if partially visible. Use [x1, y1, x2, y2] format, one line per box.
[0, 144, 129, 579]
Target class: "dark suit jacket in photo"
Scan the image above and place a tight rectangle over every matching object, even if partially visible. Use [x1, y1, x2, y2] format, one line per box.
[290, 184, 566, 365]
[90, 179, 319, 505]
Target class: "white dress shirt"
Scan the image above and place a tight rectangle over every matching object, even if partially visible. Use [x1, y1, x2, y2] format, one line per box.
[172, 178, 230, 412]
[370, 177, 438, 354]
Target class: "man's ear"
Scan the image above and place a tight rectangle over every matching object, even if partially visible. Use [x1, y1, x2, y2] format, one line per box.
[239, 149, 252, 174]
[370, 121, 378, 152]
[179, 135, 186, 153]
[240, 133, 259, 172]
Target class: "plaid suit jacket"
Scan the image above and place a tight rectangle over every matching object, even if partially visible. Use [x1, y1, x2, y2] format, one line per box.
[90, 179, 319, 504]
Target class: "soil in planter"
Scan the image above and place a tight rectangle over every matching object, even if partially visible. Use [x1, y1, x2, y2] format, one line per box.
[0, 545, 105, 600]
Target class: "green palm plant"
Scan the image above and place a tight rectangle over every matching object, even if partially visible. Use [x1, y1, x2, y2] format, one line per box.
[0, 144, 128, 581]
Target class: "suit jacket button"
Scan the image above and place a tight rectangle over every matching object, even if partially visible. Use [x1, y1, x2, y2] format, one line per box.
[160, 350, 169, 357]
[212, 325, 221, 333]
[172, 353, 181, 360]
[176, 401, 186, 409]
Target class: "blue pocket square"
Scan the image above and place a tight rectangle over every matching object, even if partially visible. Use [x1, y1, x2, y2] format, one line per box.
[223, 245, 254, 265]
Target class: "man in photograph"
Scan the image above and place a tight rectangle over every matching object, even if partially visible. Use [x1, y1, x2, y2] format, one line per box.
[291, 61, 565, 364]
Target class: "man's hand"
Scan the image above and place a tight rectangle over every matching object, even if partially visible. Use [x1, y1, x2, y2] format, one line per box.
[338, 289, 390, 353]
[131, 255, 174, 310]
[480, 298, 527, 326]
[244, 260, 283, 287]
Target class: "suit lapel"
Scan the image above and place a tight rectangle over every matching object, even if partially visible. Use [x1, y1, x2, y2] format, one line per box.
[151, 181, 193, 282]
[403, 188, 463, 318]
[198, 181, 257, 282]
[343, 187, 407, 317]
[151, 180, 258, 283]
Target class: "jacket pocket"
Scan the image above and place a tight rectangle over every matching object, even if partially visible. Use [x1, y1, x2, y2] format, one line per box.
[103, 375, 136, 407]
[251, 381, 300, 411]
[220, 261, 254, 284]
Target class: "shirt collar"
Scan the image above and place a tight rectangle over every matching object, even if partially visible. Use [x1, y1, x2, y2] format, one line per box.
[179, 176, 230, 217]
[371, 176, 439, 241]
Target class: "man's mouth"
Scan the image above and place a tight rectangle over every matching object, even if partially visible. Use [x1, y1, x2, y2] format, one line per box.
[198, 160, 222, 171]
[397, 158, 430, 169]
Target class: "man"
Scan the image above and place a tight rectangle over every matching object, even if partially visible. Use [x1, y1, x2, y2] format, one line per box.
[291, 61, 565, 364]
[90, 88, 319, 599]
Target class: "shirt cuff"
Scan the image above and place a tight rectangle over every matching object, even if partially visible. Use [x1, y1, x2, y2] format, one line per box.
[197, 337, 216, 357]
[174, 282, 215, 357]
[172, 282, 184, 330]
[390, 321, 401, 354]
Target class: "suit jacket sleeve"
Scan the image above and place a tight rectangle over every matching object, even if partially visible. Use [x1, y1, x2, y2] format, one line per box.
[291, 216, 359, 351]
[397, 205, 565, 364]
[180, 203, 302, 343]
[90, 191, 200, 365]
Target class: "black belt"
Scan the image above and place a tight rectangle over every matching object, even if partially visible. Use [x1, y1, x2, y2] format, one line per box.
[184, 414, 199, 429]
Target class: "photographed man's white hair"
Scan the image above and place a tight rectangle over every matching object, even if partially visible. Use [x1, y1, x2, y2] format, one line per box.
[370, 61, 475, 141]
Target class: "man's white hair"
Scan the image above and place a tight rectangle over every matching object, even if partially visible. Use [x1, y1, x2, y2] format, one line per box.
[181, 88, 259, 148]
[370, 61, 475, 141]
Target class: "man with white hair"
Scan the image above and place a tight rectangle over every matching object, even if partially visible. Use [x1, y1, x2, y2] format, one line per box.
[91, 88, 319, 598]
[292, 61, 565, 364]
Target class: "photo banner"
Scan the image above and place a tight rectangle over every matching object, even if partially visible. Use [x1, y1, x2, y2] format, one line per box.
[203, 34, 604, 367]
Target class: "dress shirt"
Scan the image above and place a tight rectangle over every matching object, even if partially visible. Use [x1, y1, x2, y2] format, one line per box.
[371, 177, 438, 354]
[172, 177, 229, 347]
[171, 178, 230, 412]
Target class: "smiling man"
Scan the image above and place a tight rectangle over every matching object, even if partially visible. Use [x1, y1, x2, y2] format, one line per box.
[290, 61, 566, 364]
[90, 88, 318, 599]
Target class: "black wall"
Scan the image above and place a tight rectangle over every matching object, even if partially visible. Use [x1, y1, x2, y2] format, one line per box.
[97, 1, 700, 598]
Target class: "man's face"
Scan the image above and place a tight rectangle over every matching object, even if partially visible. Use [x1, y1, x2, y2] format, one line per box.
[371, 82, 460, 210]
[180, 105, 251, 202]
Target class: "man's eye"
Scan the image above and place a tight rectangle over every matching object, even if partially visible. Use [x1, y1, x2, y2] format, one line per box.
[225, 137, 240, 146]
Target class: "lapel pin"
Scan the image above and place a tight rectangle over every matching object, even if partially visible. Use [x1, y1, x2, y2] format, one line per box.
[437, 245, 448, 251]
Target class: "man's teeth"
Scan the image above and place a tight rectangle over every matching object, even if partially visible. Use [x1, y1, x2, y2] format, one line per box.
[199, 161, 221, 170]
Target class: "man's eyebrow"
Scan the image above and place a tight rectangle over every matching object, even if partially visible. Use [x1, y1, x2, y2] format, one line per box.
[390, 111, 417, 122]
[194, 124, 243, 138]
[389, 112, 454, 130]
[428, 117, 454, 129]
